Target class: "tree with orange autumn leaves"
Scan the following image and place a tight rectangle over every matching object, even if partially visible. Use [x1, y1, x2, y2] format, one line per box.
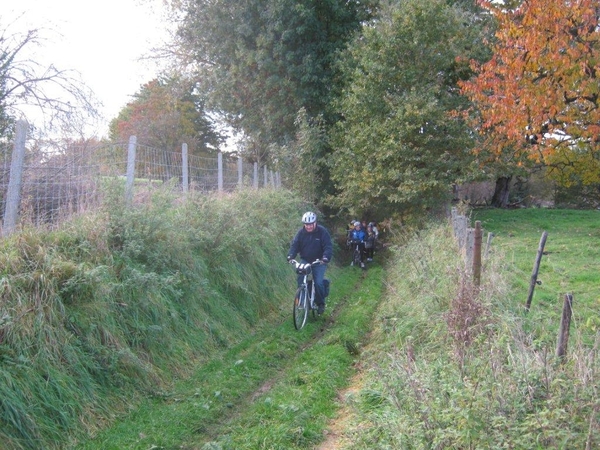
[460, 0, 600, 206]
[109, 77, 222, 157]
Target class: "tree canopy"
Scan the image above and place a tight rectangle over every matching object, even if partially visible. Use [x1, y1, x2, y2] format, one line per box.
[170, 0, 375, 162]
[327, 0, 489, 217]
[109, 76, 222, 155]
[460, 0, 600, 188]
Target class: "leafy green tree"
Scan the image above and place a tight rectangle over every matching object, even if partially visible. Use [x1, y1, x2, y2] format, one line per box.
[328, 0, 489, 218]
[271, 107, 328, 204]
[170, 0, 375, 163]
[109, 76, 222, 156]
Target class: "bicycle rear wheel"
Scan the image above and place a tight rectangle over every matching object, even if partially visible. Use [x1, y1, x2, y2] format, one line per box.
[293, 287, 309, 330]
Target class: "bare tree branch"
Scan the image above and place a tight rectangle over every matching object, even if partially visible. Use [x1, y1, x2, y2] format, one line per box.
[0, 17, 100, 137]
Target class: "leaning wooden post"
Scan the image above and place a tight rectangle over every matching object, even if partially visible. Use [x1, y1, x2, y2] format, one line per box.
[473, 221, 482, 287]
[556, 293, 573, 360]
[525, 231, 548, 311]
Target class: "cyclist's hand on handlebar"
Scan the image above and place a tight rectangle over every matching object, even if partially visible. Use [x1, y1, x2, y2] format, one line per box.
[287, 255, 292, 262]
[322, 257, 329, 264]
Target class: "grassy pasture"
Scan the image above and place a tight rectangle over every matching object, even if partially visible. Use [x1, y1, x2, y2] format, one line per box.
[472, 208, 600, 340]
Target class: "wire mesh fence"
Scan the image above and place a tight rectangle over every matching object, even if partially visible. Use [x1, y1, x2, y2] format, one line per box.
[0, 124, 280, 235]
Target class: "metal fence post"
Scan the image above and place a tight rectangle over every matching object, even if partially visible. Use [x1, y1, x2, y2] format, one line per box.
[238, 156, 243, 188]
[182, 143, 189, 193]
[263, 165, 268, 188]
[125, 136, 137, 204]
[3, 120, 28, 235]
[253, 162, 258, 189]
[218, 152, 223, 192]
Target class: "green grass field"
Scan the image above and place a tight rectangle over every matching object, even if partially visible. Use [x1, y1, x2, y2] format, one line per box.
[473, 208, 600, 338]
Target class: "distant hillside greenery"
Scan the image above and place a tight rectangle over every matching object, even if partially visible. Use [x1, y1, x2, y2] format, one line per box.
[0, 187, 306, 450]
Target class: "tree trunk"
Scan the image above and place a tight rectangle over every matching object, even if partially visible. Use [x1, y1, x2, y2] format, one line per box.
[491, 176, 512, 208]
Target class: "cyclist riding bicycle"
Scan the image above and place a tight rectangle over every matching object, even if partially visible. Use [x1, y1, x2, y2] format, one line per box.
[349, 221, 366, 268]
[287, 211, 333, 315]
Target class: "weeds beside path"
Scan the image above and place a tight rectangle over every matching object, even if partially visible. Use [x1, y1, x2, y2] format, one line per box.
[73, 262, 385, 449]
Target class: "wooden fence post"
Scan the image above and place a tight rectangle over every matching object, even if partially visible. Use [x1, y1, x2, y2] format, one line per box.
[525, 231, 548, 311]
[556, 293, 573, 359]
[473, 221, 482, 286]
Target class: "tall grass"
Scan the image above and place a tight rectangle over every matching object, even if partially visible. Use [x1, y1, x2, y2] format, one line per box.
[0, 185, 305, 449]
[342, 216, 599, 449]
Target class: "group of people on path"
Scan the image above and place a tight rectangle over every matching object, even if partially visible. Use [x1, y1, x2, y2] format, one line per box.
[286, 211, 379, 316]
[346, 219, 379, 269]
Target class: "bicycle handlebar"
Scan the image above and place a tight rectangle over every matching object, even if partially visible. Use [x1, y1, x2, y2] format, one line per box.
[289, 259, 325, 267]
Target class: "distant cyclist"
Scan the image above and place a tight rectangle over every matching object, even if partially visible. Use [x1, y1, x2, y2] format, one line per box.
[287, 211, 333, 314]
[349, 221, 366, 268]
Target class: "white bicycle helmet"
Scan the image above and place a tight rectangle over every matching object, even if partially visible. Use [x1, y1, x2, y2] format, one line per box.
[302, 211, 317, 224]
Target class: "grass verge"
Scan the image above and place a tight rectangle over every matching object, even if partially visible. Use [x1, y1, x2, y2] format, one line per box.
[0, 187, 308, 450]
[331, 211, 600, 449]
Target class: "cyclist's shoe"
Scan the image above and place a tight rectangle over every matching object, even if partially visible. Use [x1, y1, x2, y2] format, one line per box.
[360, 262, 365, 269]
[367, 258, 373, 262]
[317, 304, 325, 315]
[350, 261, 354, 266]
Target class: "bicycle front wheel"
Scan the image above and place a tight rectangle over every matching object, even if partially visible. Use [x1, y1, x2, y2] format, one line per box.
[293, 287, 309, 330]
[353, 248, 361, 266]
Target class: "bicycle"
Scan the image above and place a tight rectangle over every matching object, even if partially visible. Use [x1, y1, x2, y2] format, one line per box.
[348, 239, 364, 269]
[289, 259, 324, 330]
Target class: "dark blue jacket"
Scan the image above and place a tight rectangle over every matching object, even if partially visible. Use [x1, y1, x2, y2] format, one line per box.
[287, 224, 333, 263]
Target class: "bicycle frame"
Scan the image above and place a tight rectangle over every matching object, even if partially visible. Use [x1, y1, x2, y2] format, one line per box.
[289, 259, 321, 330]
[349, 240, 362, 267]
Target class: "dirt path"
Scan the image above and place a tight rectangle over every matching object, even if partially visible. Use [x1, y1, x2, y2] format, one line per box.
[194, 277, 362, 447]
[318, 270, 375, 450]
[317, 374, 364, 450]
[75, 263, 383, 450]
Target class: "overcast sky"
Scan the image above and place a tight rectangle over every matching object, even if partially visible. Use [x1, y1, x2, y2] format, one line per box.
[5, 0, 170, 137]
